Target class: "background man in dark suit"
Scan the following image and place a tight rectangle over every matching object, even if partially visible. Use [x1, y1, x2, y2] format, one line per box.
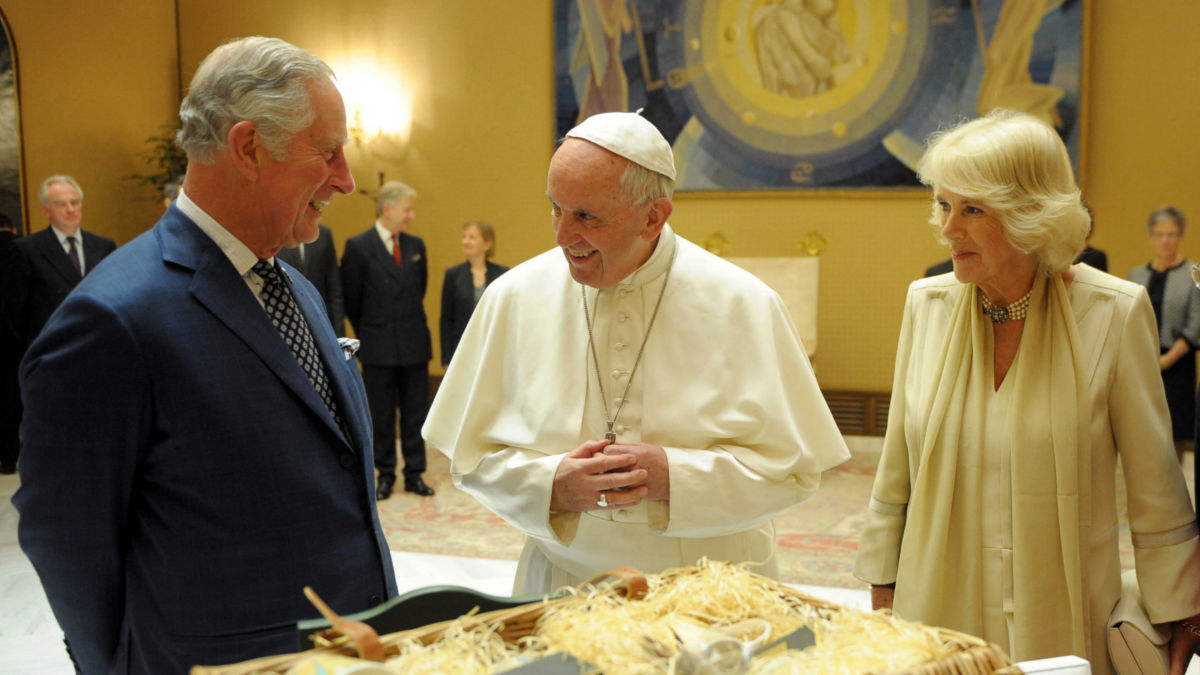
[13, 37, 397, 673]
[1, 175, 117, 349]
[277, 223, 346, 336]
[342, 181, 435, 499]
[0, 176, 116, 476]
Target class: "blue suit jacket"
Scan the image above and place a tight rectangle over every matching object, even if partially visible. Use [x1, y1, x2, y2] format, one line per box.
[14, 207, 397, 673]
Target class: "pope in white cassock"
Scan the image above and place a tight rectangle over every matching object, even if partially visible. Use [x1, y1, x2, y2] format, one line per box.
[422, 111, 851, 594]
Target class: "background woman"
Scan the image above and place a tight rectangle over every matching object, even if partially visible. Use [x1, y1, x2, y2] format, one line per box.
[1129, 205, 1200, 463]
[440, 220, 507, 367]
[853, 110, 1200, 672]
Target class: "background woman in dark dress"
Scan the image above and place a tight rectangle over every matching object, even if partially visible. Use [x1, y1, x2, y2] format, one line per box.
[440, 221, 507, 368]
[1128, 205, 1200, 463]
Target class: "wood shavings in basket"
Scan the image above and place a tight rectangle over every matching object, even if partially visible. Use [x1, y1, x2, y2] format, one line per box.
[747, 609, 951, 674]
[380, 621, 530, 674]
[522, 560, 814, 673]
[524, 559, 955, 674]
[285, 559, 992, 675]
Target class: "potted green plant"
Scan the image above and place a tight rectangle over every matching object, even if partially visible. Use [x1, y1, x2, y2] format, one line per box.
[128, 127, 188, 200]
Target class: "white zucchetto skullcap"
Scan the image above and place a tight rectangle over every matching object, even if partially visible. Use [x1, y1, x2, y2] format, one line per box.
[565, 109, 676, 181]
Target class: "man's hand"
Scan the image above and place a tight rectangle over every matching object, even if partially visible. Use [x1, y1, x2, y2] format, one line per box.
[551, 440, 648, 512]
[602, 442, 669, 501]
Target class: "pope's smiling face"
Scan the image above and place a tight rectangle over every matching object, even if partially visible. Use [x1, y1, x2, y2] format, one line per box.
[547, 139, 665, 290]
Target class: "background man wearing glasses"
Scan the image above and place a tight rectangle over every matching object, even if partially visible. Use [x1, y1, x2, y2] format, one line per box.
[1, 174, 116, 351]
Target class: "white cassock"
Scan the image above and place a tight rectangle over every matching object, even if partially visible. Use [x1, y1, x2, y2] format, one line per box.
[423, 225, 850, 593]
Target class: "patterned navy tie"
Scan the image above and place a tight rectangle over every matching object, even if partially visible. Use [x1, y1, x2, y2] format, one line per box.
[251, 259, 344, 432]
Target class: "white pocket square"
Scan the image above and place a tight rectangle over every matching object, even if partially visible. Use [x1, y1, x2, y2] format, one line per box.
[338, 337, 361, 360]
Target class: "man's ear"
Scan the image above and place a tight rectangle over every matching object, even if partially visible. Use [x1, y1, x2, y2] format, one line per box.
[227, 120, 263, 181]
[640, 197, 673, 240]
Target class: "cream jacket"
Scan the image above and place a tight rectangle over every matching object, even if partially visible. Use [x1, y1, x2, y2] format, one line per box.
[854, 265, 1200, 670]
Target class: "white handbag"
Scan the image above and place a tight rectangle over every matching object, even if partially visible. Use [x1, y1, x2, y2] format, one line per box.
[1107, 569, 1171, 675]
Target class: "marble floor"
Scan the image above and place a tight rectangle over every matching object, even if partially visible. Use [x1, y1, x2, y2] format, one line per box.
[2, 448, 1197, 674]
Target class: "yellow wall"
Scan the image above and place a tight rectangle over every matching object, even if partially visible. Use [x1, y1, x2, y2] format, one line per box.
[5, 1, 1199, 391]
[3, 1, 178, 245]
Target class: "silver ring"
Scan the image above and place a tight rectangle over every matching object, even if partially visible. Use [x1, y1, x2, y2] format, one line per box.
[596, 492, 609, 508]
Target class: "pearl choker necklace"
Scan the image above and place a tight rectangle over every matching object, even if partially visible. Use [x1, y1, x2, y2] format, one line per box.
[980, 287, 1032, 324]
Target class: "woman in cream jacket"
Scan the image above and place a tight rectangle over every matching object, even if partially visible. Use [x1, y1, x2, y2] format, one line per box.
[854, 110, 1200, 673]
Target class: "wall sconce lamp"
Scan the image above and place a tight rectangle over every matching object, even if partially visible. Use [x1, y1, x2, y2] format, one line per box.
[334, 62, 413, 197]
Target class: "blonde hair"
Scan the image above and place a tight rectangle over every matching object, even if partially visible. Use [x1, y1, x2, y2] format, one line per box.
[917, 109, 1089, 275]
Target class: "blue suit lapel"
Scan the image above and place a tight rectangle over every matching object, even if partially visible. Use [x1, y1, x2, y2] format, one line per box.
[157, 210, 361, 451]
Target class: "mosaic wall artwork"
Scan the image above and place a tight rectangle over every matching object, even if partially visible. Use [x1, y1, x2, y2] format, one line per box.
[554, 0, 1086, 192]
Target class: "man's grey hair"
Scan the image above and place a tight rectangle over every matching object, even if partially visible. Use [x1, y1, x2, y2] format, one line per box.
[620, 162, 674, 206]
[375, 181, 417, 216]
[176, 36, 335, 164]
[38, 175, 83, 204]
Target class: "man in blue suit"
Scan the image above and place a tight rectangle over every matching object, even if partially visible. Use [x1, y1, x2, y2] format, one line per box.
[13, 37, 397, 673]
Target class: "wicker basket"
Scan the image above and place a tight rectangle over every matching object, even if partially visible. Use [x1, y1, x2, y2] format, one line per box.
[191, 566, 1013, 675]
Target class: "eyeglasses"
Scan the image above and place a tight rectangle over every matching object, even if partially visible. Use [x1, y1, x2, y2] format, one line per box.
[49, 199, 82, 208]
